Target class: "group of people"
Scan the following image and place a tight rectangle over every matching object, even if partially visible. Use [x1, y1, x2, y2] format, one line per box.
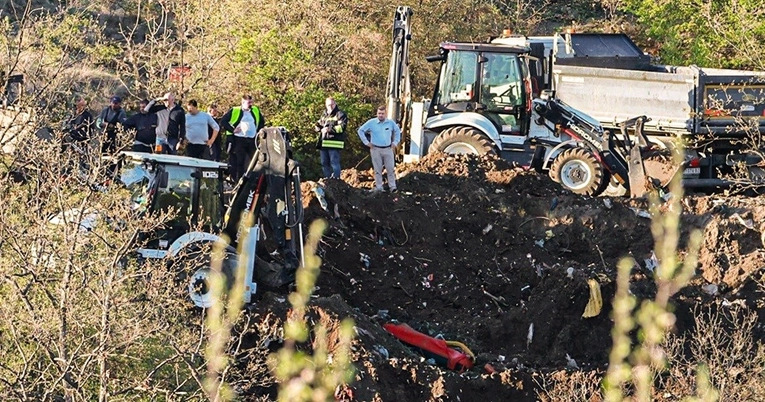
[63, 92, 403, 191]
[316, 98, 401, 193]
[63, 93, 265, 183]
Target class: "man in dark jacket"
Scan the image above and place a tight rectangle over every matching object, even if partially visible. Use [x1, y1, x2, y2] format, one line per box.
[220, 95, 265, 182]
[315, 97, 348, 179]
[162, 91, 186, 154]
[65, 97, 93, 144]
[96, 96, 127, 154]
[123, 99, 158, 153]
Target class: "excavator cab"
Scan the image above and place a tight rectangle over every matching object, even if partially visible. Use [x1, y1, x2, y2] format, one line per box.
[429, 44, 530, 138]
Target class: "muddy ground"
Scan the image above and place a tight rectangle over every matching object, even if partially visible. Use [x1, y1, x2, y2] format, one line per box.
[243, 153, 765, 401]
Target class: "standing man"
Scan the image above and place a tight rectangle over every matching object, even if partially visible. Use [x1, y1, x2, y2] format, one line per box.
[161, 91, 186, 154]
[221, 95, 265, 182]
[184, 99, 219, 159]
[357, 105, 401, 193]
[207, 103, 223, 162]
[315, 97, 348, 179]
[96, 96, 127, 154]
[64, 97, 93, 149]
[123, 98, 158, 153]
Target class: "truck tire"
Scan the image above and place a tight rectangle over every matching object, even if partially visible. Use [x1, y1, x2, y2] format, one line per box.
[428, 127, 497, 156]
[549, 148, 607, 196]
[177, 246, 239, 308]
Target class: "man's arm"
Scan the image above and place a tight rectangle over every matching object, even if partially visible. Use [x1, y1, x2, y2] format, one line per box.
[391, 121, 402, 147]
[357, 119, 371, 147]
[334, 110, 348, 134]
[256, 109, 265, 131]
[220, 109, 235, 132]
[207, 114, 220, 146]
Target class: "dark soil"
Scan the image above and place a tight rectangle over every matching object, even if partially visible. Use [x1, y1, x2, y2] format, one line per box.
[244, 152, 765, 401]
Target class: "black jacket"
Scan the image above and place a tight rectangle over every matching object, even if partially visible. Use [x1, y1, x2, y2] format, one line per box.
[167, 104, 186, 141]
[315, 106, 348, 149]
[66, 110, 93, 142]
[123, 112, 158, 145]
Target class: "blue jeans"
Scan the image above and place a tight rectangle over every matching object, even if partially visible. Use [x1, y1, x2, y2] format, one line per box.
[320, 149, 341, 178]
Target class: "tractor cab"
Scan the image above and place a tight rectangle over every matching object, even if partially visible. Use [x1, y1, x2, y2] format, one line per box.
[117, 152, 228, 252]
[428, 42, 532, 139]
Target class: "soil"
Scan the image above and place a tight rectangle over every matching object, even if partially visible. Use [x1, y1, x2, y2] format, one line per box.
[243, 152, 765, 401]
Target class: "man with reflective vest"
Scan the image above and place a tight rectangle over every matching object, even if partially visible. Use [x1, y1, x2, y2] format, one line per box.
[314, 97, 348, 179]
[221, 95, 265, 183]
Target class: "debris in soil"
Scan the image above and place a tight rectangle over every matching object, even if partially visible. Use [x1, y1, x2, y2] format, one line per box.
[245, 152, 765, 401]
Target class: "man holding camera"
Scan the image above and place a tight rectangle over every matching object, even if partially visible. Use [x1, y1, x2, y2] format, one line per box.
[315, 97, 348, 179]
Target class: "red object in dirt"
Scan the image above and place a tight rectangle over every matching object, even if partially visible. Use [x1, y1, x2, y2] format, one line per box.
[383, 323, 475, 372]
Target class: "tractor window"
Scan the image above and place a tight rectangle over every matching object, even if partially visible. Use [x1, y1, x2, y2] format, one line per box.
[436, 50, 477, 104]
[155, 165, 195, 226]
[480, 53, 524, 108]
[198, 171, 223, 228]
[119, 161, 153, 213]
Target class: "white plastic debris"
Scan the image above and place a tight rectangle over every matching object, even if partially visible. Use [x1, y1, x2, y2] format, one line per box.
[565, 353, 579, 370]
[534, 239, 545, 247]
[566, 267, 575, 279]
[495, 188, 506, 194]
[497, 355, 506, 362]
[644, 250, 659, 273]
[482, 224, 493, 235]
[526, 323, 534, 348]
[730, 213, 755, 230]
[603, 199, 613, 209]
[630, 207, 652, 219]
[701, 284, 719, 296]
[359, 253, 371, 268]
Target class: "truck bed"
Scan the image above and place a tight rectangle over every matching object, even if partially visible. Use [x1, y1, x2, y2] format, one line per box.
[553, 63, 765, 140]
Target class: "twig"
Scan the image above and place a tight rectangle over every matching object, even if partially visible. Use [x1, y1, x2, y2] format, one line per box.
[398, 221, 409, 246]
[413, 257, 432, 263]
[393, 282, 413, 298]
[482, 289, 508, 307]
[519, 216, 552, 228]
[595, 245, 608, 270]
[353, 154, 370, 169]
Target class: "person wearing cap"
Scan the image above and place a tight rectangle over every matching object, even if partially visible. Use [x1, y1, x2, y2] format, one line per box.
[96, 96, 127, 154]
[183, 99, 219, 159]
[123, 98, 157, 153]
[220, 95, 265, 182]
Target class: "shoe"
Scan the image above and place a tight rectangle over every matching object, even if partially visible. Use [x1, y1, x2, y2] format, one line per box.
[389, 188, 398, 193]
[368, 187, 384, 194]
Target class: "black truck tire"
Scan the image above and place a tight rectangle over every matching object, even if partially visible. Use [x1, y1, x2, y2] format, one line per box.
[549, 148, 607, 196]
[428, 127, 497, 156]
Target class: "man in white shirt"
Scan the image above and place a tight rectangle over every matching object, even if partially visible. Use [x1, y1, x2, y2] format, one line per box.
[357, 105, 401, 193]
[183, 99, 219, 159]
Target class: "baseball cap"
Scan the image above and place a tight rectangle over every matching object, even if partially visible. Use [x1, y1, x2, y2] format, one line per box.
[110, 96, 122, 103]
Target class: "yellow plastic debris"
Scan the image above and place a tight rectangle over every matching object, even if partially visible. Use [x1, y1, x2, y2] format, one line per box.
[582, 279, 602, 318]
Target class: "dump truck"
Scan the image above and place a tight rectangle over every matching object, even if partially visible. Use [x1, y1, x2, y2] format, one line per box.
[494, 33, 765, 189]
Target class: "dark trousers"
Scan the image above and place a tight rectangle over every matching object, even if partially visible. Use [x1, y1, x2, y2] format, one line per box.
[229, 136, 257, 182]
[320, 148, 342, 178]
[210, 141, 221, 161]
[166, 137, 179, 155]
[186, 143, 209, 159]
[101, 132, 117, 154]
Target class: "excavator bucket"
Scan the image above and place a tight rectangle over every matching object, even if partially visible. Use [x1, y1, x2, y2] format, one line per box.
[628, 145, 680, 198]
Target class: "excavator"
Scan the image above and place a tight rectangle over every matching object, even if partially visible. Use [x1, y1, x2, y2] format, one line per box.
[119, 126, 303, 307]
[389, 6, 679, 197]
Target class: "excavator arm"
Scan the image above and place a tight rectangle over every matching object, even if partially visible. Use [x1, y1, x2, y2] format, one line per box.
[386, 6, 413, 143]
[223, 127, 303, 296]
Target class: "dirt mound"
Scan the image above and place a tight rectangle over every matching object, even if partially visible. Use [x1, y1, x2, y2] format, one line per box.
[247, 152, 765, 401]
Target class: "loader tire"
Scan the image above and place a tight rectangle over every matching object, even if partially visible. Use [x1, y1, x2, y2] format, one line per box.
[428, 127, 497, 156]
[549, 148, 607, 196]
[175, 246, 239, 309]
